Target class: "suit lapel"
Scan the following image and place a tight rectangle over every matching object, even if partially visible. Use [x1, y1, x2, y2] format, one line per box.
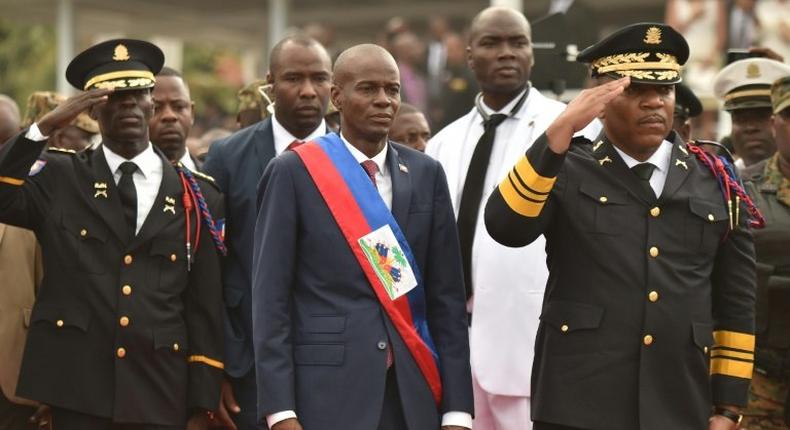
[387, 143, 412, 229]
[129, 153, 183, 250]
[597, 135, 656, 204]
[254, 120, 276, 176]
[80, 147, 132, 243]
[659, 134, 693, 201]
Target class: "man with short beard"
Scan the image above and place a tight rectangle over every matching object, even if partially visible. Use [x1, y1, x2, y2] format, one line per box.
[203, 35, 332, 430]
[486, 23, 757, 430]
[150, 67, 201, 170]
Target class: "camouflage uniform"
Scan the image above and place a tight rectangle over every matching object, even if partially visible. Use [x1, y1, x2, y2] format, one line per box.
[236, 79, 272, 122]
[21, 91, 98, 134]
[742, 152, 790, 429]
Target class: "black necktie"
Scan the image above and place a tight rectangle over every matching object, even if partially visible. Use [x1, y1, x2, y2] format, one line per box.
[631, 162, 656, 197]
[118, 161, 138, 236]
[457, 113, 508, 299]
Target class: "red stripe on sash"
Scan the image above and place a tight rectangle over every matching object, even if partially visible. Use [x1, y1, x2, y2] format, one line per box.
[294, 143, 442, 404]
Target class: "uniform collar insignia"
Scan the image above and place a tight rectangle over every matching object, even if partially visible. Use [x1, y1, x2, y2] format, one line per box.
[675, 158, 688, 170]
[678, 145, 689, 156]
[163, 196, 176, 214]
[398, 163, 408, 173]
[598, 156, 613, 166]
[94, 182, 108, 198]
[592, 140, 604, 152]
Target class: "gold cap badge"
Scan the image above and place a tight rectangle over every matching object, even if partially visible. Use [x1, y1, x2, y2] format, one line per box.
[113, 44, 130, 61]
[644, 27, 662, 45]
[746, 63, 761, 79]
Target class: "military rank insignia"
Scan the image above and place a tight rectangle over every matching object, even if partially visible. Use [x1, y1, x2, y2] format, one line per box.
[598, 156, 612, 166]
[28, 160, 47, 176]
[94, 182, 108, 198]
[163, 196, 176, 214]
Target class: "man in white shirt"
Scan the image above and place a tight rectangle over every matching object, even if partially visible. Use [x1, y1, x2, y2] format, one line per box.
[426, 7, 580, 430]
[149, 67, 200, 171]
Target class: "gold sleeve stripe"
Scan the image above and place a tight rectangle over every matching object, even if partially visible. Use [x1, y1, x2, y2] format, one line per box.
[0, 176, 24, 186]
[499, 176, 546, 217]
[713, 330, 755, 352]
[188, 355, 224, 370]
[512, 156, 556, 194]
[710, 357, 753, 379]
[710, 350, 754, 361]
[507, 172, 549, 202]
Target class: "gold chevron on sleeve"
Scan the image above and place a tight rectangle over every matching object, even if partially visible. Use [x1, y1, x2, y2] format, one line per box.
[710, 356, 753, 379]
[187, 355, 225, 370]
[713, 330, 755, 352]
[511, 156, 556, 194]
[498, 156, 556, 217]
[0, 176, 24, 186]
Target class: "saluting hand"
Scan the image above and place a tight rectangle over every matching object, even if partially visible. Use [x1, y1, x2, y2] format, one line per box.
[37, 88, 114, 137]
[545, 76, 630, 155]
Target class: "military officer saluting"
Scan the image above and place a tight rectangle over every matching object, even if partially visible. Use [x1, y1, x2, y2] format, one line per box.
[0, 39, 225, 429]
[485, 23, 759, 430]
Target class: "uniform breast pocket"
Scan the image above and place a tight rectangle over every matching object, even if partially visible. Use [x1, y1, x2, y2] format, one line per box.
[576, 183, 629, 235]
[684, 199, 728, 254]
[147, 240, 187, 291]
[60, 213, 110, 274]
[540, 300, 604, 356]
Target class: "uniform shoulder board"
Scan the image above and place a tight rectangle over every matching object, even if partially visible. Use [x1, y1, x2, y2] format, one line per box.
[47, 146, 77, 154]
[191, 170, 216, 183]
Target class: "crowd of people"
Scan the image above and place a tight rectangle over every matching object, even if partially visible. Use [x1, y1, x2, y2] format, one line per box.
[1, 3, 790, 430]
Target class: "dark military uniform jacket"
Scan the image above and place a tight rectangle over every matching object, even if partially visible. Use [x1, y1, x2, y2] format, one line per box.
[0, 131, 224, 426]
[485, 132, 756, 430]
[744, 156, 790, 371]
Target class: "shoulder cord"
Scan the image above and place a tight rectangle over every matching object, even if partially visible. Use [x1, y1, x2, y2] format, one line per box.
[174, 164, 228, 271]
[686, 143, 765, 235]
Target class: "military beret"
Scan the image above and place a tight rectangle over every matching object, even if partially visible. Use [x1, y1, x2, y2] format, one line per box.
[577, 23, 688, 84]
[66, 39, 164, 92]
[713, 58, 790, 111]
[674, 83, 702, 119]
[771, 75, 790, 114]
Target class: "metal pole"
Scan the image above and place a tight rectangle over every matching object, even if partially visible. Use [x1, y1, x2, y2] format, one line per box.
[56, 0, 75, 95]
[268, 0, 288, 52]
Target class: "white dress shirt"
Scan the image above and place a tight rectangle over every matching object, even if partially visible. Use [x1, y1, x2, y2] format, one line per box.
[102, 143, 163, 234]
[26, 123, 163, 234]
[612, 139, 673, 197]
[267, 136, 472, 429]
[271, 114, 327, 156]
[178, 150, 197, 172]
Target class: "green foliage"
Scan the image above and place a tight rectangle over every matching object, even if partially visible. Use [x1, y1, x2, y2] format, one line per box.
[0, 19, 56, 109]
[182, 42, 240, 120]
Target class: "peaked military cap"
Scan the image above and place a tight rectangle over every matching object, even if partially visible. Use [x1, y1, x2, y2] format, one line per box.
[674, 83, 702, 119]
[66, 39, 164, 92]
[713, 58, 790, 111]
[577, 23, 688, 84]
[771, 75, 790, 114]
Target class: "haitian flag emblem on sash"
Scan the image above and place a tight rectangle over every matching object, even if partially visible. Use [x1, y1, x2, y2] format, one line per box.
[293, 133, 442, 404]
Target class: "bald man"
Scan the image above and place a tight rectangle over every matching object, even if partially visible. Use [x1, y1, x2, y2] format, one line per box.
[252, 44, 473, 430]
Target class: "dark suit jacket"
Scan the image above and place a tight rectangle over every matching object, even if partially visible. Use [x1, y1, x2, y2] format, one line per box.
[0, 132, 224, 426]
[203, 119, 276, 378]
[485, 133, 756, 430]
[252, 141, 473, 430]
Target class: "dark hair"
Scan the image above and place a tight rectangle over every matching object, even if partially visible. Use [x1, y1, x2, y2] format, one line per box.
[396, 103, 422, 117]
[269, 34, 327, 73]
[157, 66, 183, 78]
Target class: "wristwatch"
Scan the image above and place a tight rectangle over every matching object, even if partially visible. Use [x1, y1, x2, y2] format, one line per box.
[713, 407, 743, 425]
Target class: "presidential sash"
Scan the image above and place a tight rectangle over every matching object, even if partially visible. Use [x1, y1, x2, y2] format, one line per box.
[293, 133, 442, 404]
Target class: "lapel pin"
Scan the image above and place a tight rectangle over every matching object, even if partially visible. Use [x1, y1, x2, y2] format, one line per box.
[163, 196, 176, 214]
[675, 159, 688, 170]
[598, 156, 612, 166]
[399, 163, 408, 173]
[94, 182, 108, 199]
[592, 140, 604, 152]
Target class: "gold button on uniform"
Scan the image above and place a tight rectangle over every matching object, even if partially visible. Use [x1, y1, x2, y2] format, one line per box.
[170, 254, 177, 262]
[650, 207, 660, 217]
[173, 343, 179, 351]
[80, 229, 87, 237]
[122, 285, 132, 296]
[707, 214, 715, 222]
[119, 316, 130, 327]
[643, 334, 654, 346]
[649, 247, 659, 258]
[599, 196, 608, 203]
[116, 347, 126, 358]
[648, 291, 659, 302]
[560, 324, 569, 332]
[124, 255, 133, 265]
[704, 346, 709, 354]
[56, 319, 64, 327]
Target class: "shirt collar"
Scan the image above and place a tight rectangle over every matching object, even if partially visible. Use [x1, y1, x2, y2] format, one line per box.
[613, 139, 673, 173]
[271, 114, 327, 155]
[102, 143, 160, 179]
[178, 151, 197, 171]
[340, 133, 389, 175]
[479, 87, 529, 120]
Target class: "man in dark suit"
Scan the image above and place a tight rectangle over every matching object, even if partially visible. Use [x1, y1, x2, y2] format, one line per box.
[202, 35, 332, 429]
[485, 24, 757, 430]
[253, 44, 473, 430]
[0, 39, 225, 429]
[150, 67, 202, 171]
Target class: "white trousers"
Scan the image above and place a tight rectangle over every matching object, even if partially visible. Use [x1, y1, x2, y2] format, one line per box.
[472, 370, 532, 430]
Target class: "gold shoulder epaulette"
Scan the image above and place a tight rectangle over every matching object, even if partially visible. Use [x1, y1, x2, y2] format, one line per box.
[191, 170, 216, 183]
[47, 147, 77, 154]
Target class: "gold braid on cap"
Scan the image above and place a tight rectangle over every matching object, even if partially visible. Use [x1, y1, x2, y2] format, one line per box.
[592, 52, 680, 81]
